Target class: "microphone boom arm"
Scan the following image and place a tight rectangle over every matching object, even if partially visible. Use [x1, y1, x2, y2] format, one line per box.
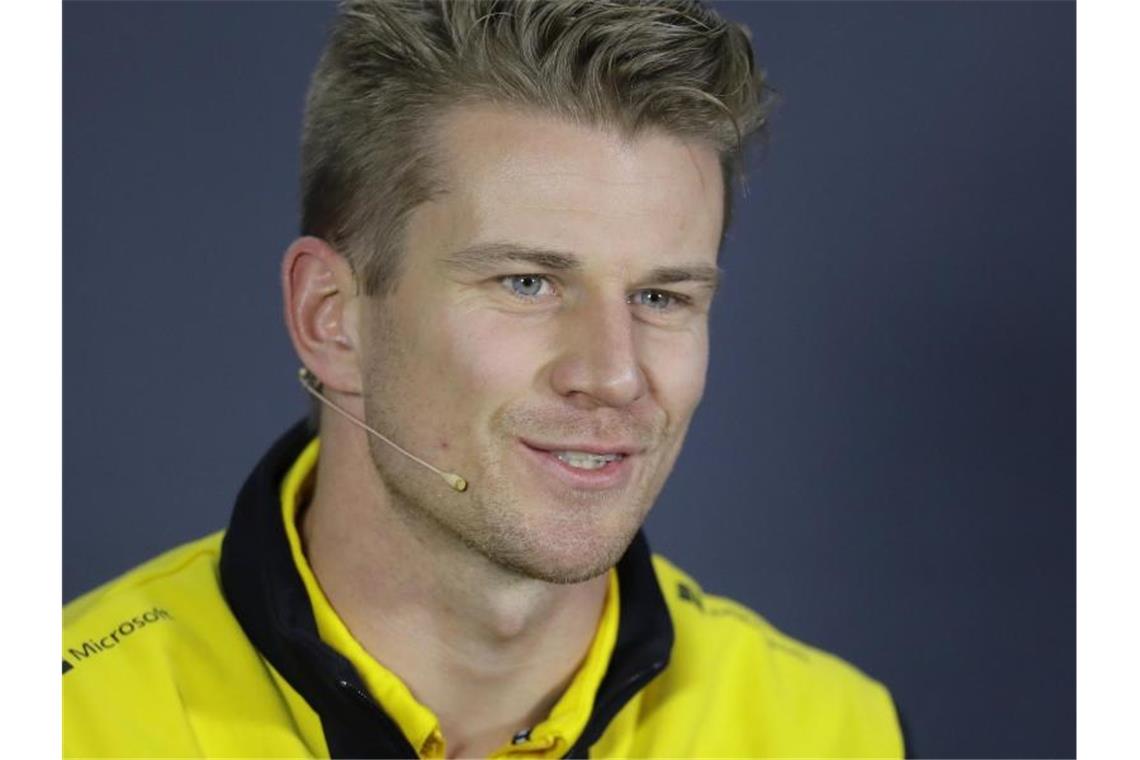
[297, 368, 468, 493]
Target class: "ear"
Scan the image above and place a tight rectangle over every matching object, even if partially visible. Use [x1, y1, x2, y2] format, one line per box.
[282, 236, 362, 395]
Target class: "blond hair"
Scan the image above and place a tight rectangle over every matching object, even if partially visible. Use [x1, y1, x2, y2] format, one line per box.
[301, 0, 772, 296]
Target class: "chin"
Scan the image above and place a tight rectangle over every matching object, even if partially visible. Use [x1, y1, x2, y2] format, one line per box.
[488, 543, 627, 585]
[468, 507, 643, 585]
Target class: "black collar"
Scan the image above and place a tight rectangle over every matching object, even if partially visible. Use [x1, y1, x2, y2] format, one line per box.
[219, 419, 674, 759]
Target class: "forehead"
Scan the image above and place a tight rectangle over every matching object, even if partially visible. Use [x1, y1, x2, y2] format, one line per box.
[404, 105, 725, 271]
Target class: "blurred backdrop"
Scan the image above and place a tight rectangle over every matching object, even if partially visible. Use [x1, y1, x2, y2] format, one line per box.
[64, 2, 1075, 757]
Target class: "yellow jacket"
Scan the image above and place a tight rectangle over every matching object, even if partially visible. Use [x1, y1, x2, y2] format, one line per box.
[63, 421, 904, 758]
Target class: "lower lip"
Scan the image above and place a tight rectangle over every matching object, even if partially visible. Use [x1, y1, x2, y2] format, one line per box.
[518, 442, 634, 492]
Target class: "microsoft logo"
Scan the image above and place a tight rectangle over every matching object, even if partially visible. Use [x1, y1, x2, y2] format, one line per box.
[63, 606, 173, 673]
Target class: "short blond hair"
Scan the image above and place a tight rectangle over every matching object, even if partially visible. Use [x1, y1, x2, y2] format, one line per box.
[301, 0, 773, 296]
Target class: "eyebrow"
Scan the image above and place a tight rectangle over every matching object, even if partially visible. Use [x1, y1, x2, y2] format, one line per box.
[441, 242, 722, 291]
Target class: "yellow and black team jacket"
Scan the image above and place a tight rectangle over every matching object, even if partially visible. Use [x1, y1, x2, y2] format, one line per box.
[63, 421, 905, 758]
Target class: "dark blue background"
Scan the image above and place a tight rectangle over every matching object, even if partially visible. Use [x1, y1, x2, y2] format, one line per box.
[64, 2, 1075, 757]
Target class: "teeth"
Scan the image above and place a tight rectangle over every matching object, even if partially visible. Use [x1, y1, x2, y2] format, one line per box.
[553, 451, 623, 470]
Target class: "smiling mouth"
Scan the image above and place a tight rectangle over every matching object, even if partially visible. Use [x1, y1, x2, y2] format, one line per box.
[517, 439, 638, 491]
[549, 450, 626, 470]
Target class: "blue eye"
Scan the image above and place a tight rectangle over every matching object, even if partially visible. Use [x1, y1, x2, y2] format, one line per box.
[630, 290, 678, 310]
[503, 275, 551, 299]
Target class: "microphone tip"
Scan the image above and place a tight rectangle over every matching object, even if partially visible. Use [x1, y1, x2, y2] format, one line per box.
[446, 474, 469, 493]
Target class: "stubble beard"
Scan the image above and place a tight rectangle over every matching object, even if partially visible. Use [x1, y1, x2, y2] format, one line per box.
[362, 424, 654, 586]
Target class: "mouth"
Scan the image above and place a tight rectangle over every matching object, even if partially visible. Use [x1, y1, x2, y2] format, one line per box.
[518, 439, 638, 491]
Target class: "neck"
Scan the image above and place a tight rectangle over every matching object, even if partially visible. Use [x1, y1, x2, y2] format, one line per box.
[300, 415, 610, 757]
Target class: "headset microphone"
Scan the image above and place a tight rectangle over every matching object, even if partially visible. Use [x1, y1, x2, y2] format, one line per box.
[297, 367, 469, 493]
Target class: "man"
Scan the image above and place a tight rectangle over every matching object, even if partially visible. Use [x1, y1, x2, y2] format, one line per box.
[64, 1, 904, 757]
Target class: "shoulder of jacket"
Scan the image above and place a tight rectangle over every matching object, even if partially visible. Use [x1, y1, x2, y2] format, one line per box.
[600, 554, 903, 757]
[64, 530, 225, 627]
[62, 531, 289, 757]
[63, 531, 231, 682]
[650, 552, 895, 705]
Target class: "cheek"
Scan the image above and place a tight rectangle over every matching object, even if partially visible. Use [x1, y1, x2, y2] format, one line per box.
[642, 328, 709, 421]
[437, 310, 552, 407]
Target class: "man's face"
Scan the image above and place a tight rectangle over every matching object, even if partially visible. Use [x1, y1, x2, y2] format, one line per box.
[355, 105, 724, 583]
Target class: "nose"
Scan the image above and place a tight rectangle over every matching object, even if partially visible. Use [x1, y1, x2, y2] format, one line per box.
[548, 297, 649, 409]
